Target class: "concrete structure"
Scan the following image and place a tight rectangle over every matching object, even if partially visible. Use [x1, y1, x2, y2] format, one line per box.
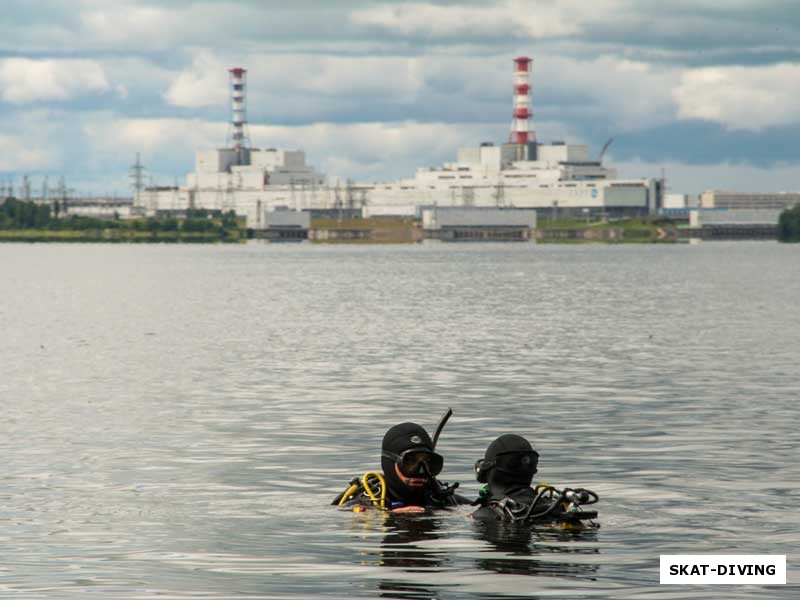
[689, 208, 784, 227]
[256, 207, 310, 241]
[700, 191, 800, 210]
[136, 62, 662, 226]
[355, 140, 657, 218]
[422, 206, 537, 241]
[422, 207, 536, 230]
[663, 193, 690, 209]
[687, 208, 780, 240]
[265, 207, 310, 229]
[62, 198, 137, 219]
[139, 147, 326, 226]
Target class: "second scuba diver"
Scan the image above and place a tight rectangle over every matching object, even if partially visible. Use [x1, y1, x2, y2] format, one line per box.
[471, 434, 599, 527]
[333, 418, 470, 512]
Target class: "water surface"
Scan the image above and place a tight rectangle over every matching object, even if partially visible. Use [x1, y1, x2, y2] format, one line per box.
[1, 241, 798, 598]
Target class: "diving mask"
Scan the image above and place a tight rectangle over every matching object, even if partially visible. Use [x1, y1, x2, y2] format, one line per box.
[382, 449, 444, 478]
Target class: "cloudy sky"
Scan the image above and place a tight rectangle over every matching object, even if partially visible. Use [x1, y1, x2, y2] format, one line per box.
[1, 0, 799, 197]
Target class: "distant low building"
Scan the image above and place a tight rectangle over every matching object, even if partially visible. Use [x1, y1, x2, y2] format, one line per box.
[662, 193, 699, 209]
[689, 208, 784, 227]
[700, 191, 800, 210]
[421, 206, 537, 242]
[63, 198, 136, 219]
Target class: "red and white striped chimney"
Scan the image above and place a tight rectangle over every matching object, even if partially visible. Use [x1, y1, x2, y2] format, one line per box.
[228, 67, 250, 160]
[510, 57, 535, 145]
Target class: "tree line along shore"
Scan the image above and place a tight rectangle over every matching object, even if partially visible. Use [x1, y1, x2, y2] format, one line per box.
[0, 198, 245, 243]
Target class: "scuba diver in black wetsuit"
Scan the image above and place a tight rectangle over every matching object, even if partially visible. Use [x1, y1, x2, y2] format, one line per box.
[333, 411, 470, 512]
[471, 434, 599, 527]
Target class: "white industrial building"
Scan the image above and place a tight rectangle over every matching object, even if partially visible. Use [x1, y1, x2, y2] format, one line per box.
[136, 60, 661, 227]
[699, 191, 800, 210]
[138, 140, 658, 227]
[139, 146, 326, 228]
[354, 141, 657, 217]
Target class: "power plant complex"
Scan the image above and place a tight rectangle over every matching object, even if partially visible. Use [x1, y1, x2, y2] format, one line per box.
[138, 58, 663, 226]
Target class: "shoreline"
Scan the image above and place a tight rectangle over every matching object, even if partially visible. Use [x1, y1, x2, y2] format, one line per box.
[0, 229, 245, 243]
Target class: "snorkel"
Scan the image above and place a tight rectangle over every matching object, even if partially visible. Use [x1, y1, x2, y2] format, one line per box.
[431, 407, 453, 451]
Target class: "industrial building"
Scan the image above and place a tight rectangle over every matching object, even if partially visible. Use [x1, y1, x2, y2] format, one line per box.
[137, 59, 663, 227]
[422, 207, 537, 241]
[700, 191, 800, 210]
[685, 191, 800, 234]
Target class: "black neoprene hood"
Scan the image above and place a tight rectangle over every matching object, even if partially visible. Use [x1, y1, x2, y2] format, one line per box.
[483, 433, 533, 461]
[382, 422, 434, 455]
[380, 422, 435, 504]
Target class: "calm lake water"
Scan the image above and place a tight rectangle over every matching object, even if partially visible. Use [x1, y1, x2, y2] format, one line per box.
[1, 241, 798, 598]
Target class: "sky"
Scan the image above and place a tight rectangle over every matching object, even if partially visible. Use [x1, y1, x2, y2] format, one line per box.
[0, 0, 799, 197]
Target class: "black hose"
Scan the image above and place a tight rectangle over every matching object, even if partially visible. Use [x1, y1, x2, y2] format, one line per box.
[518, 485, 555, 522]
[524, 487, 567, 522]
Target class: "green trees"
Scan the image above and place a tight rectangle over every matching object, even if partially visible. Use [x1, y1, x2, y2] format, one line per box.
[0, 198, 52, 229]
[778, 205, 800, 243]
[0, 198, 244, 242]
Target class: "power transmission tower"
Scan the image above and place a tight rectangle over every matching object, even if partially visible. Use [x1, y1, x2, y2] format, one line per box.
[345, 179, 354, 210]
[148, 176, 158, 215]
[130, 153, 145, 206]
[55, 176, 72, 216]
[333, 181, 343, 222]
[222, 175, 235, 213]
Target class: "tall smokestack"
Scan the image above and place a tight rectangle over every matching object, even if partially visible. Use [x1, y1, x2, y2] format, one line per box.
[228, 67, 250, 163]
[510, 57, 535, 145]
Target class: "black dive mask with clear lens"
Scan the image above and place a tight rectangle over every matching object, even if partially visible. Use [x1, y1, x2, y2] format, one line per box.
[476, 450, 539, 482]
[382, 449, 444, 478]
[495, 450, 539, 475]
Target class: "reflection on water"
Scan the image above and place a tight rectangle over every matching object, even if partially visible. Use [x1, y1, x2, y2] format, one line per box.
[378, 515, 446, 599]
[1, 242, 799, 598]
[379, 515, 446, 569]
[474, 519, 599, 580]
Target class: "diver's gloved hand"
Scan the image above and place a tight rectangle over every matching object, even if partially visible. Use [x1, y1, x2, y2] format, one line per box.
[390, 505, 426, 514]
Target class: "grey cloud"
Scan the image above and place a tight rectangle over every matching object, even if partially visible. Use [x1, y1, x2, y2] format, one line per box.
[0, 0, 798, 195]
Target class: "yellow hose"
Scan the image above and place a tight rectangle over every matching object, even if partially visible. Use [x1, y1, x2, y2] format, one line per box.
[337, 483, 361, 507]
[361, 471, 387, 509]
[337, 472, 387, 510]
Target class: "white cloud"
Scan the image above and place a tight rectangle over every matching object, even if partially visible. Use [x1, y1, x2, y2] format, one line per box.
[163, 52, 229, 108]
[0, 58, 109, 103]
[533, 55, 681, 131]
[673, 63, 800, 130]
[350, 0, 621, 39]
[164, 51, 427, 112]
[0, 133, 55, 170]
[80, 4, 170, 45]
[85, 115, 223, 154]
[82, 115, 503, 183]
[246, 120, 506, 181]
[161, 50, 680, 138]
[75, 2, 277, 52]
